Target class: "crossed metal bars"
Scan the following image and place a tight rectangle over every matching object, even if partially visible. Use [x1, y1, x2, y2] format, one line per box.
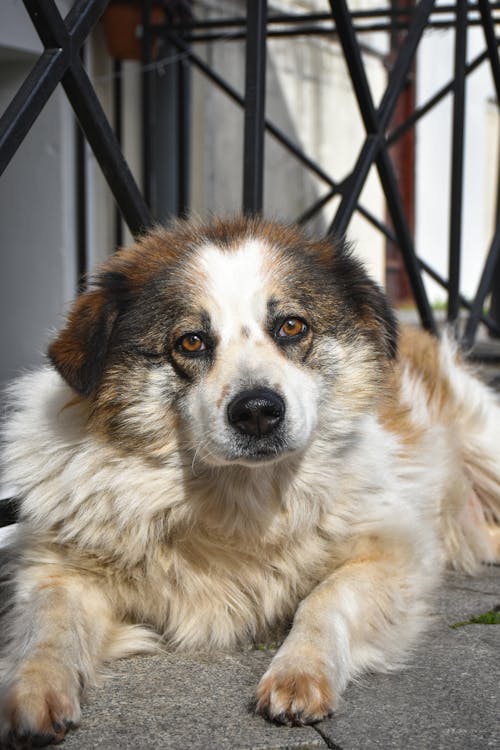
[0, 1, 500, 344]
[0, 0, 151, 234]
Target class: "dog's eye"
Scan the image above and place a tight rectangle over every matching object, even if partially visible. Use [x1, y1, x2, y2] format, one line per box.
[177, 333, 207, 355]
[277, 318, 308, 339]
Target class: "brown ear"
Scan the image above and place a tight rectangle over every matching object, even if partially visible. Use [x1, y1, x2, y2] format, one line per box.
[48, 288, 118, 396]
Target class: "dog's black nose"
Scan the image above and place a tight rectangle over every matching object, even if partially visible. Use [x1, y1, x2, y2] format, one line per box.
[227, 388, 285, 437]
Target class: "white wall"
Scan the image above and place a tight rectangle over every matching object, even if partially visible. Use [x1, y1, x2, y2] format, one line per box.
[416, 22, 499, 305]
[0, 1, 77, 390]
[0, 3, 143, 391]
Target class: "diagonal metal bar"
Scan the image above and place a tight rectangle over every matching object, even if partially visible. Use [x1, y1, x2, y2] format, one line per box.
[462, 216, 500, 345]
[328, 0, 436, 332]
[477, 0, 500, 102]
[65, 0, 112, 48]
[0, 0, 109, 177]
[20, 0, 152, 235]
[386, 46, 496, 146]
[167, 32, 399, 244]
[63, 63, 152, 234]
[0, 49, 67, 176]
[329, 0, 435, 233]
[242, 0, 267, 214]
[165, 33, 341, 194]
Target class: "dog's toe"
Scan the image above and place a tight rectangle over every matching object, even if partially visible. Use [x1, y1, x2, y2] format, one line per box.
[255, 666, 336, 725]
[1, 671, 81, 749]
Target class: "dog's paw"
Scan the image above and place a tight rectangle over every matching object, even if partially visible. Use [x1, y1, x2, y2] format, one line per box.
[255, 662, 336, 726]
[0, 663, 81, 748]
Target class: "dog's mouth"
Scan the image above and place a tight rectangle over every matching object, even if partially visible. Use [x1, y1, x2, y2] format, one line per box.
[228, 440, 291, 465]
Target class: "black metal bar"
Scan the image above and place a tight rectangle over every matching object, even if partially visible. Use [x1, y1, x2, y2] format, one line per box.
[23, 0, 70, 48]
[17, 0, 151, 235]
[489, 131, 500, 333]
[387, 46, 494, 146]
[113, 59, 123, 248]
[65, 0, 110, 47]
[477, 0, 500, 101]
[297, 188, 337, 226]
[447, 0, 468, 324]
[165, 33, 341, 194]
[242, 0, 267, 214]
[0, 0, 111, 178]
[75, 120, 87, 292]
[142, 0, 155, 210]
[329, 0, 436, 333]
[463, 222, 500, 345]
[166, 32, 393, 245]
[176, 54, 190, 216]
[62, 62, 152, 235]
[177, 13, 500, 44]
[419, 256, 500, 335]
[330, 0, 436, 231]
[0, 50, 67, 176]
[165, 4, 500, 32]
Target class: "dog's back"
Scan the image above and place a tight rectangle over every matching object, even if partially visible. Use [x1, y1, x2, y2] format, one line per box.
[390, 326, 500, 570]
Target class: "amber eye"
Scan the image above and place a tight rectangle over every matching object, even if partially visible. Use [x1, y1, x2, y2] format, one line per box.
[277, 318, 308, 339]
[177, 333, 206, 354]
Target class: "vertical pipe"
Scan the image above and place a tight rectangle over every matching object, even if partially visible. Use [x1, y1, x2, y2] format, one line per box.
[487, 153, 500, 336]
[75, 120, 87, 293]
[176, 54, 190, 216]
[242, 0, 267, 214]
[447, 0, 467, 325]
[76, 44, 87, 292]
[141, 0, 155, 211]
[113, 58, 123, 248]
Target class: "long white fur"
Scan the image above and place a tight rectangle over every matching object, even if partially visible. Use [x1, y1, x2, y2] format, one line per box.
[1, 234, 499, 740]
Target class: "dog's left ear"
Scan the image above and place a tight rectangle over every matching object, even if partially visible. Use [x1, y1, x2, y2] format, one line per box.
[328, 238, 399, 360]
[48, 286, 118, 397]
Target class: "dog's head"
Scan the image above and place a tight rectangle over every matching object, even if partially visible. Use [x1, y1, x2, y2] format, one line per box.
[49, 217, 397, 466]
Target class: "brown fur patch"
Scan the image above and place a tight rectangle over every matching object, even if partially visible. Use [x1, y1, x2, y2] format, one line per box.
[377, 365, 426, 449]
[398, 326, 453, 414]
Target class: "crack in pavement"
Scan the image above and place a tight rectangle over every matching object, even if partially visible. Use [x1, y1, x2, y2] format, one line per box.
[313, 724, 345, 750]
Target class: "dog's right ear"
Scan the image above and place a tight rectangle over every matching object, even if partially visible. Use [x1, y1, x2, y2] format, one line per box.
[48, 286, 118, 397]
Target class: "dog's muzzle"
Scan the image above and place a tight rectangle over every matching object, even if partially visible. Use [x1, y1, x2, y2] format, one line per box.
[227, 388, 285, 438]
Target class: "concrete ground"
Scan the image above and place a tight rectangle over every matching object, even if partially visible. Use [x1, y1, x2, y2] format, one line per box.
[61, 566, 499, 750]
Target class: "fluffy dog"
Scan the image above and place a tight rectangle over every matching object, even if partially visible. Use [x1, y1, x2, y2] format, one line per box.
[1, 217, 499, 747]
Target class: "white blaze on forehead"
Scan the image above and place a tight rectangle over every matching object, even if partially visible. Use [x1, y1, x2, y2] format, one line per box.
[196, 239, 270, 339]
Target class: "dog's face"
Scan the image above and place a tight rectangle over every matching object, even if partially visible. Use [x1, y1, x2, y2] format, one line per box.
[49, 218, 397, 467]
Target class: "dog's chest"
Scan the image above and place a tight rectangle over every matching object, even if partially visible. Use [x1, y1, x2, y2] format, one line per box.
[138, 525, 331, 649]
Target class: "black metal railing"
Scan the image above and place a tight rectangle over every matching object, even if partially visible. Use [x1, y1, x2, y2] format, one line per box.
[1, 1, 500, 527]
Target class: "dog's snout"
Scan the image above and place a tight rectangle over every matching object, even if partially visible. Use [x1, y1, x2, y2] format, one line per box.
[227, 388, 285, 437]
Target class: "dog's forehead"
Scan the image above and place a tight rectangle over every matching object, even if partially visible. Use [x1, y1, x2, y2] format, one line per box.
[194, 237, 272, 334]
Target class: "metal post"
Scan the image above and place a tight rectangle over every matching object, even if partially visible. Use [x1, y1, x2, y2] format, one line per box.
[176, 54, 190, 216]
[113, 59, 124, 248]
[447, 0, 467, 325]
[142, 0, 155, 211]
[242, 0, 267, 214]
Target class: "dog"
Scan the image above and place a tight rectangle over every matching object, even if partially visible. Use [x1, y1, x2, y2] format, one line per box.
[1, 216, 499, 747]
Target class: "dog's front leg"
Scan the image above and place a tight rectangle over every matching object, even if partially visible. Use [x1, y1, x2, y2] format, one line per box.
[256, 554, 433, 725]
[0, 566, 124, 747]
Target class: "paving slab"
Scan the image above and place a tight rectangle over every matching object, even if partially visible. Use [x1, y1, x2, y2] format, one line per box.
[62, 649, 325, 750]
[58, 566, 499, 750]
[316, 565, 500, 750]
